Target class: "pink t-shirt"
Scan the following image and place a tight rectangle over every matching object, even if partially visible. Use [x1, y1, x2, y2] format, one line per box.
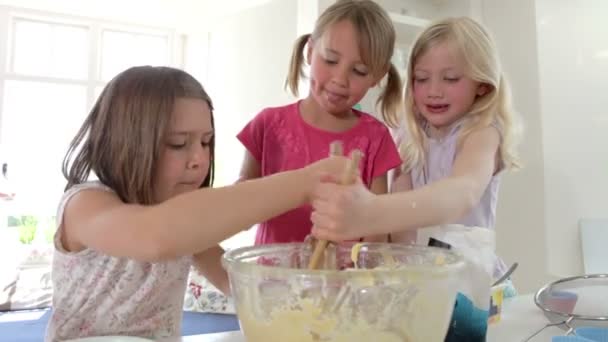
[237, 101, 402, 244]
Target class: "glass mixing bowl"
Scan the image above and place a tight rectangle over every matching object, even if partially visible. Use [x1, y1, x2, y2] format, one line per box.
[222, 242, 465, 342]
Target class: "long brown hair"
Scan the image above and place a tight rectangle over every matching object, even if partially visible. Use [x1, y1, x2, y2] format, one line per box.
[285, 0, 402, 127]
[62, 66, 215, 204]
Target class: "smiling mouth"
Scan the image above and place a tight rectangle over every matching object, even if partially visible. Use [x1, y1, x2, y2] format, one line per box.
[426, 104, 450, 114]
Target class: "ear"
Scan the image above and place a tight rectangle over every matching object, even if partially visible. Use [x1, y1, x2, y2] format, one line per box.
[477, 83, 491, 97]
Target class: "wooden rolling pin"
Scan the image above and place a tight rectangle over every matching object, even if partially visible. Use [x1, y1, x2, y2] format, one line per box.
[308, 143, 362, 270]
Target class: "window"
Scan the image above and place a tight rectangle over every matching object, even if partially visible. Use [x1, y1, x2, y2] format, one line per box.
[100, 29, 169, 81]
[12, 19, 88, 80]
[0, 8, 179, 278]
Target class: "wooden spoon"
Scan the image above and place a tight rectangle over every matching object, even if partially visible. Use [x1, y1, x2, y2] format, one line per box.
[308, 144, 362, 270]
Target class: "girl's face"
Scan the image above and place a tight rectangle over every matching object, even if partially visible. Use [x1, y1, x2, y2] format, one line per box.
[307, 20, 382, 116]
[412, 41, 487, 130]
[154, 98, 213, 202]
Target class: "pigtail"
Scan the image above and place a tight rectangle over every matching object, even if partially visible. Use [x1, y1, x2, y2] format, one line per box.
[376, 63, 403, 128]
[285, 34, 311, 97]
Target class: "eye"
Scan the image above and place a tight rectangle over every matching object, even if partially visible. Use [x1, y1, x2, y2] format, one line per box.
[445, 77, 460, 83]
[414, 77, 428, 83]
[167, 139, 187, 149]
[324, 58, 337, 65]
[353, 68, 368, 76]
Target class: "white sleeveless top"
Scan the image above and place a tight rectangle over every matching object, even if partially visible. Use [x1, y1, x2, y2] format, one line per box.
[45, 181, 192, 342]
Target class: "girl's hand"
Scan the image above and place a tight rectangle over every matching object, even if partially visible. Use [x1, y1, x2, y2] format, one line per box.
[310, 175, 376, 241]
[302, 156, 350, 201]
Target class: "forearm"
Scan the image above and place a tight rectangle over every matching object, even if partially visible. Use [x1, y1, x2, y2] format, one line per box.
[144, 168, 310, 259]
[371, 177, 478, 234]
[193, 245, 231, 295]
[362, 175, 390, 242]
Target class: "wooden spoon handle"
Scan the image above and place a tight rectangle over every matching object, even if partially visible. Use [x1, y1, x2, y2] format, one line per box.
[308, 144, 362, 270]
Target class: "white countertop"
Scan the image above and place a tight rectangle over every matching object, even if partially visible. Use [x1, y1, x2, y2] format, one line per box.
[161, 294, 565, 342]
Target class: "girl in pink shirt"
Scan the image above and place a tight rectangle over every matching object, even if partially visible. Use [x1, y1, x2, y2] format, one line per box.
[237, 0, 403, 244]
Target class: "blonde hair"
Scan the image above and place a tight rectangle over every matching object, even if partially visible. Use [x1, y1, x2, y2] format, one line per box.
[62, 66, 215, 205]
[285, 0, 402, 127]
[401, 17, 522, 173]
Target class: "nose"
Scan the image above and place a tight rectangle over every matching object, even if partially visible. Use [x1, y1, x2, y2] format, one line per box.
[332, 65, 349, 88]
[187, 144, 208, 170]
[428, 79, 443, 98]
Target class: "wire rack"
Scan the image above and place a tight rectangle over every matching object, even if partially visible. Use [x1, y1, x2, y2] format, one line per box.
[523, 274, 608, 341]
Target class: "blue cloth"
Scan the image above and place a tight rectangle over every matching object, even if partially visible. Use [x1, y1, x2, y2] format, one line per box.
[553, 337, 595, 342]
[553, 327, 608, 342]
[444, 293, 489, 342]
[0, 309, 240, 342]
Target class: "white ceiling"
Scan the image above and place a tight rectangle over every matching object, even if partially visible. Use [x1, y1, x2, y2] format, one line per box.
[0, 0, 273, 32]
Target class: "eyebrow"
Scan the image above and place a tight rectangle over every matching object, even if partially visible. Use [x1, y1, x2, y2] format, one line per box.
[324, 48, 367, 67]
[169, 130, 214, 137]
[414, 66, 460, 72]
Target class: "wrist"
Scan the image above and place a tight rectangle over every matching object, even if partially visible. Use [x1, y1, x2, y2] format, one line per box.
[296, 166, 315, 204]
[368, 194, 388, 235]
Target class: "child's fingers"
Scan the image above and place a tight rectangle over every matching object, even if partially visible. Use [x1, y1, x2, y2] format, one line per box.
[318, 172, 339, 184]
[310, 224, 342, 243]
[310, 209, 329, 227]
[311, 200, 342, 226]
[312, 182, 341, 201]
[310, 210, 352, 241]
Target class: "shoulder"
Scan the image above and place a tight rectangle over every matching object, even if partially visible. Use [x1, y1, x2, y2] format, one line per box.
[355, 111, 393, 136]
[59, 181, 120, 227]
[244, 103, 299, 134]
[60, 181, 115, 209]
[460, 125, 500, 149]
[256, 102, 298, 121]
[56, 181, 121, 253]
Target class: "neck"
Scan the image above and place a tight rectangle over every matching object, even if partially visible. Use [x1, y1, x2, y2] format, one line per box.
[426, 119, 462, 140]
[299, 97, 358, 133]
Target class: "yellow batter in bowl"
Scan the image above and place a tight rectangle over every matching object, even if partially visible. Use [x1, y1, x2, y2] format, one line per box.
[223, 243, 464, 342]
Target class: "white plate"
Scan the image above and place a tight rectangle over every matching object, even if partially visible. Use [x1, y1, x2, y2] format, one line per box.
[63, 336, 154, 342]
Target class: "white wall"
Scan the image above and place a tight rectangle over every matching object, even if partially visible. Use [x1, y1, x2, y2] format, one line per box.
[481, 0, 551, 293]
[206, 0, 297, 187]
[482, 0, 608, 292]
[535, 0, 608, 277]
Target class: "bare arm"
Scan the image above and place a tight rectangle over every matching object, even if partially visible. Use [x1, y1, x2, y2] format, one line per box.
[192, 245, 230, 295]
[387, 167, 417, 243]
[237, 151, 261, 182]
[370, 126, 500, 234]
[389, 166, 412, 193]
[311, 127, 500, 240]
[361, 175, 390, 242]
[64, 156, 347, 262]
